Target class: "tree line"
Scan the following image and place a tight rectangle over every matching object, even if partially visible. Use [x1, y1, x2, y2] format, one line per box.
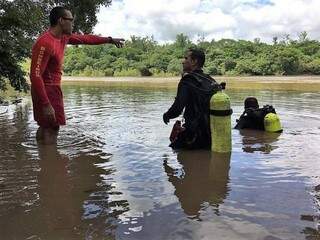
[64, 32, 320, 78]
[1, 0, 320, 92]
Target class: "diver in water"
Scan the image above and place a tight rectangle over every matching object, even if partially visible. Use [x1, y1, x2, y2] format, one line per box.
[234, 97, 279, 131]
[162, 48, 221, 150]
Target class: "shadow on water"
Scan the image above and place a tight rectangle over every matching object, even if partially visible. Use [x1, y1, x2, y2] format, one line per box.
[163, 151, 231, 219]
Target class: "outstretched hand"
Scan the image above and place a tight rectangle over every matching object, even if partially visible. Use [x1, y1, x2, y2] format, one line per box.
[111, 38, 125, 48]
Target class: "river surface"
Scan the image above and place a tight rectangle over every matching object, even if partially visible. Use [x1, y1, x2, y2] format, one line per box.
[0, 81, 320, 240]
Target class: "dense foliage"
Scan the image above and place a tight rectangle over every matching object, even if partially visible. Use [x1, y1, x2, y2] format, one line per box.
[1, 0, 320, 92]
[64, 32, 320, 77]
[0, 0, 112, 91]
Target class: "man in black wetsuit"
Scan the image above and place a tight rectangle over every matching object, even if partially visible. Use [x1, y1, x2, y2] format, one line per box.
[162, 48, 220, 149]
[234, 97, 277, 130]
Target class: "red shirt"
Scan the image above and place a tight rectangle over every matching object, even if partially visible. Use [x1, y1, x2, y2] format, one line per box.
[30, 31, 110, 127]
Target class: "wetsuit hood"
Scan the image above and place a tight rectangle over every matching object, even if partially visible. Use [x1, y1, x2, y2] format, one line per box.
[181, 70, 220, 95]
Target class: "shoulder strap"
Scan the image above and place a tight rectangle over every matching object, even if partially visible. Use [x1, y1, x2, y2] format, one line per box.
[181, 72, 221, 93]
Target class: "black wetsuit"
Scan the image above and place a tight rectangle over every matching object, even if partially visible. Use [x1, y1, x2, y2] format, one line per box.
[163, 70, 220, 149]
[234, 105, 276, 130]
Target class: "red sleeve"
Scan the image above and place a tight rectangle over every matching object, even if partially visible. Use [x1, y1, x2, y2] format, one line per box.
[30, 40, 52, 105]
[67, 34, 111, 45]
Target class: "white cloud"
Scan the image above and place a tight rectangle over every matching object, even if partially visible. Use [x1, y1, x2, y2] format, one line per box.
[94, 0, 320, 43]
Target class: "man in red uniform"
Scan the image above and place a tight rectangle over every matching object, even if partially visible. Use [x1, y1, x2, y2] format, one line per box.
[30, 6, 124, 144]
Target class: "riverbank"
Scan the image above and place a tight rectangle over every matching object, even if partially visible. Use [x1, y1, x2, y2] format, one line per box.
[62, 75, 320, 91]
[0, 84, 25, 105]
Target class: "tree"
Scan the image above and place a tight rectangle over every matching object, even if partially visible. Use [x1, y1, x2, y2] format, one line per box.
[298, 31, 309, 43]
[272, 36, 278, 45]
[0, 0, 47, 91]
[49, 0, 111, 33]
[167, 59, 182, 75]
[174, 33, 192, 49]
[0, 0, 112, 91]
[62, 32, 320, 78]
[275, 48, 302, 75]
[126, 35, 156, 53]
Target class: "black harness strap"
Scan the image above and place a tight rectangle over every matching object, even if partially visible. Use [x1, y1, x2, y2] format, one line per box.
[210, 109, 233, 116]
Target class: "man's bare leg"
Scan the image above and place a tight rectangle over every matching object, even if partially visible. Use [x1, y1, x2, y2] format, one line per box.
[36, 126, 59, 145]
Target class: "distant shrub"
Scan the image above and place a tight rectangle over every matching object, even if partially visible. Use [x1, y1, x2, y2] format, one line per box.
[104, 68, 114, 76]
[114, 68, 140, 77]
[139, 67, 153, 76]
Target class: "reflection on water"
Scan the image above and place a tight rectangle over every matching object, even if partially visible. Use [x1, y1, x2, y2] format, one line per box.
[37, 144, 80, 239]
[163, 151, 230, 218]
[36, 144, 122, 239]
[239, 130, 281, 154]
[0, 83, 319, 239]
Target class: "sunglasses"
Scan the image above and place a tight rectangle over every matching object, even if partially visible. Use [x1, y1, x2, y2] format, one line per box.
[62, 17, 74, 22]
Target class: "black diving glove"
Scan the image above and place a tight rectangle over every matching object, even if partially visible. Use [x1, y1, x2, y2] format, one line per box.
[163, 113, 170, 125]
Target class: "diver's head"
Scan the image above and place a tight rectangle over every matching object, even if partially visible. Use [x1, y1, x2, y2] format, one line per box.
[244, 97, 259, 110]
[182, 48, 205, 72]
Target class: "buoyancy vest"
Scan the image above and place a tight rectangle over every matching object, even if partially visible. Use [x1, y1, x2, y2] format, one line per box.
[181, 72, 220, 131]
[170, 71, 220, 149]
[235, 105, 276, 130]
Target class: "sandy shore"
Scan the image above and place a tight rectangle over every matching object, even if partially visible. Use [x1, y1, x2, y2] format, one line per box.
[61, 75, 320, 91]
[62, 76, 180, 83]
[62, 75, 320, 83]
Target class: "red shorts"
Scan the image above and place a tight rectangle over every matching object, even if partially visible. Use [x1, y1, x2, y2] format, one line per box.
[31, 85, 66, 128]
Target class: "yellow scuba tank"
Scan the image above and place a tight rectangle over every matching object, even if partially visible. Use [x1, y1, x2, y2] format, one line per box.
[264, 113, 282, 132]
[210, 85, 233, 152]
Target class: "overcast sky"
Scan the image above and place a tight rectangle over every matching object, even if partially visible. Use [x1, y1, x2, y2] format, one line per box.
[94, 0, 320, 43]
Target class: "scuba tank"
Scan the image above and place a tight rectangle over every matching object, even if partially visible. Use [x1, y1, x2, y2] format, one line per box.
[264, 113, 282, 132]
[210, 83, 233, 152]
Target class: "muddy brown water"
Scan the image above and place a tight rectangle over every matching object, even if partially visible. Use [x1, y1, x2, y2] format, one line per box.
[0, 80, 319, 240]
